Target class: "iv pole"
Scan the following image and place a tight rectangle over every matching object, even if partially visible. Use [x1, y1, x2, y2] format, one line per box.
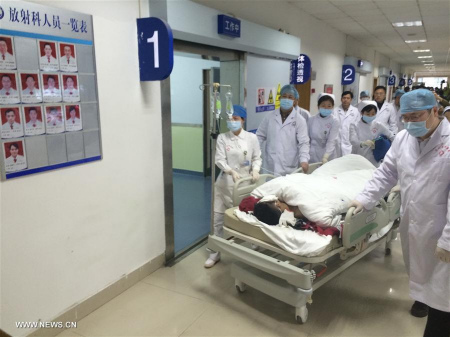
[199, 83, 233, 235]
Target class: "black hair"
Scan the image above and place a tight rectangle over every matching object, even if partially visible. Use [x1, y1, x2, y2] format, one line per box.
[0, 38, 6, 43]
[28, 107, 37, 113]
[9, 142, 19, 150]
[253, 202, 281, 226]
[362, 105, 377, 114]
[25, 75, 35, 81]
[44, 43, 52, 49]
[47, 75, 55, 81]
[69, 106, 76, 112]
[342, 91, 354, 99]
[4, 109, 14, 116]
[65, 76, 74, 82]
[2, 74, 11, 80]
[374, 85, 387, 93]
[404, 87, 410, 92]
[318, 95, 334, 107]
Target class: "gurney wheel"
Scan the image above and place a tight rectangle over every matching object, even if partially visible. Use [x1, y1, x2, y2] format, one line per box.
[295, 306, 308, 324]
[235, 280, 246, 293]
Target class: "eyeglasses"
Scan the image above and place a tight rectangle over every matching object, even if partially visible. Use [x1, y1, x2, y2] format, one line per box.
[401, 110, 430, 123]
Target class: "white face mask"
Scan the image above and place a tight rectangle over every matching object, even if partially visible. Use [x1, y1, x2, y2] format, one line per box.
[279, 210, 295, 227]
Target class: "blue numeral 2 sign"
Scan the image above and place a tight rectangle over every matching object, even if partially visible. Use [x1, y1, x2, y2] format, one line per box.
[137, 17, 174, 81]
[341, 65, 355, 85]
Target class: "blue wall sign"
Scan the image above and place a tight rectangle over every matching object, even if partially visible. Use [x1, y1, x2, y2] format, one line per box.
[388, 75, 396, 86]
[137, 17, 174, 81]
[218, 15, 241, 38]
[290, 54, 311, 84]
[399, 78, 406, 87]
[341, 65, 355, 85]
[357, 60, 364, 67]
[408, 79, 413, 86]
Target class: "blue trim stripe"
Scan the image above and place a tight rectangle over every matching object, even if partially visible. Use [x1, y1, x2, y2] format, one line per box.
[6, 156, 101, 179]
[0, 28, 93, 45]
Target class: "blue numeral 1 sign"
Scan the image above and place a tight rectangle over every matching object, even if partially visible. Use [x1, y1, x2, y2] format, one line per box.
[341, 65, 355, 85]
[137, 17, 174, 81]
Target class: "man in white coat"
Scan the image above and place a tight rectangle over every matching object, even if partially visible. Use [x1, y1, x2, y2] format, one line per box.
[373, 85, 398, 135]
[350, 89, 450, 337]
[61, 45, 76, 66]
[334, 91, 360, 157]
[0, 38, 15, 63]
[257, 84, 310, 176]
[205, 105, 261, 268]
[292, 87, 311, 122]
[2, 109, 21, 131]
[40, 43, 57, 64]
[393, 89, 405, 132]
[4, 142, 26, 172]
[26, 107, 43, 128]
[0, 74, 17, 96]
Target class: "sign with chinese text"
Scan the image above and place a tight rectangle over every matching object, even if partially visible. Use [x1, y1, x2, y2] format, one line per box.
[256, 87, 276, 113]
[137, 17, 174, 81]
[218, 15, 241, 38]
[290, 54, 311, 85]
[408, 79, 413, 86]
[341, 65, 355, 85]
[399, 78, 406, 87]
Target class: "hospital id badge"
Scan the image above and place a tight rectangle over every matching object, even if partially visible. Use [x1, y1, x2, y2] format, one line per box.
[241, 160, 250, 167]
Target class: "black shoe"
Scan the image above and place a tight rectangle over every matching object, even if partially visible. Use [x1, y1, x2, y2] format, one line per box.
[410, 301, 429, 317]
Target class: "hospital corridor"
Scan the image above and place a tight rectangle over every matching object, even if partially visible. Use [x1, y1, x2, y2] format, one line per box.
[1, 0, 450, 337]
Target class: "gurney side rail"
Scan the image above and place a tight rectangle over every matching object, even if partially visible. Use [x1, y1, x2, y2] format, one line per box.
[208, 235, 313, 290]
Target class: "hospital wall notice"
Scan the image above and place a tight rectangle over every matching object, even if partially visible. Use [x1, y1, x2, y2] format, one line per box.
[0, 1, 102, 180]
[256, 87, 276, 113]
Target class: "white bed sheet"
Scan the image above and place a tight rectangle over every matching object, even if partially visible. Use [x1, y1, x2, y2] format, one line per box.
[251, 155, 376, 227]
[233, 209, 332, 256]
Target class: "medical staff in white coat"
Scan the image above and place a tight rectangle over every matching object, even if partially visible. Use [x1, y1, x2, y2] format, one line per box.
[356, 90, 371, 112]
[334, 91, 360, 157]
[393, 89, 405, 132]
[350, 89, 450, 337]
[308, 93, 340, 163]
[373, 85, 398, 135]
[256, 84, 310, 176]
[205, 105, 262, 268]
[293, 87, 311, 122]
[349, 100, 395, 167]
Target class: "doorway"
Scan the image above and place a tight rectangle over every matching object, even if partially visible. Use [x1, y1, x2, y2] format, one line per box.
[168, 41, 242, 259]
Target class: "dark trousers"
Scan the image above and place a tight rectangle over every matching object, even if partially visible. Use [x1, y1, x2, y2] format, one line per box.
[424, 306, 450, 337]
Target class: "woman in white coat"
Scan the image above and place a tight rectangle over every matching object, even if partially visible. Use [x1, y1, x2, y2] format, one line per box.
[308, 93, 340, 163]
[349, 100, 395, 167]
[205, 105, 262, 268]
[350, 89, 450, 337]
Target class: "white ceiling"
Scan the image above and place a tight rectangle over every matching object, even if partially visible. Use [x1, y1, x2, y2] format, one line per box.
[288, 0, 450, 73]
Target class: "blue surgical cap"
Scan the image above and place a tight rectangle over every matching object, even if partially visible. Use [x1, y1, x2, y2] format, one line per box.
[394, 89, 405, 98]
[360, 90, 370, 98]
[233, 105, 247, 119]
[400, 89, 436, 115]
[280, 84, 296, 97]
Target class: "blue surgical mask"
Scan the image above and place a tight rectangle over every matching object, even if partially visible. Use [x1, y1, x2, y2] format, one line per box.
[227, 120, 242, 132]
[319, 108, 332, 117]
[362, 115, 376, 124]
[404, 111, 432, 138]
[280, 98, 294, 110]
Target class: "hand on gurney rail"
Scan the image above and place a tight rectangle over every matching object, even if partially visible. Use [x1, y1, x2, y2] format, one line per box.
[251, 169, 260, 183]
[348, 200, 365, 215]
[300, 162, 309, 174]
[226, 169, 241, 183]
[390, 185, 401, 193]
[435, 246, 450, 263]
[322, 153, 330, 164]
[361, 140, 375, 149]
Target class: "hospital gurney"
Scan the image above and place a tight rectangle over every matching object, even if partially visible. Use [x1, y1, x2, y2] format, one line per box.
[207, 163, 401, 323]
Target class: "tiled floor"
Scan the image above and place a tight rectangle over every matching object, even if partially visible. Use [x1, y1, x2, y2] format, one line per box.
[57, 237, 426, 337]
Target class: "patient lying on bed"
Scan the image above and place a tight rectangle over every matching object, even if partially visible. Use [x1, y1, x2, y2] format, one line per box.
[253, 199, 305, 225]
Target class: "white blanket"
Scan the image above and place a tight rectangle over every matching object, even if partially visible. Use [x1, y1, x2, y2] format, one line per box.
[234, 209, 332, 256]
[252, 155, 376, 227]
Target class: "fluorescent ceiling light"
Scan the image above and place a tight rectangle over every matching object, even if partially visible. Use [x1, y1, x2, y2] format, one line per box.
[413, 49, 430, 53]
[405, 39, 427, 43]
[418, 56, 433, 58]
[393, 21, 422, 27]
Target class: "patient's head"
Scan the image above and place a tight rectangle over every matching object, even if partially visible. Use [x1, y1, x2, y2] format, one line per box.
[254, 202, 282, 226]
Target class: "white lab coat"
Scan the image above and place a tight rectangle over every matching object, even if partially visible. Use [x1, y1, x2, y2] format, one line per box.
[334, 105, 360, 157]
[60, 56, 76, 66]
[393, 104, 405, 132]
[40, 55, 58, 64]
[375, 101, 398, 135]
[256, 109, 310, 176]
[307, 113, 340, 163]
[295, 106, 311, 122]
[356, 119, 450, 312]
[5, 154, 27, 172]
[43, 88, 61, 97]
[0, 52, 15, 63]
[2, 122, 22, 131]
[349, 118, 394, 167]
[0, 87, 17, 95]
[26, 120, 43, 128]
[214, 129, 262, 213]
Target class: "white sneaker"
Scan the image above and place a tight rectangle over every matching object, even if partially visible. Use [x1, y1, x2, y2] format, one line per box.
[204, 252, 221, 268]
